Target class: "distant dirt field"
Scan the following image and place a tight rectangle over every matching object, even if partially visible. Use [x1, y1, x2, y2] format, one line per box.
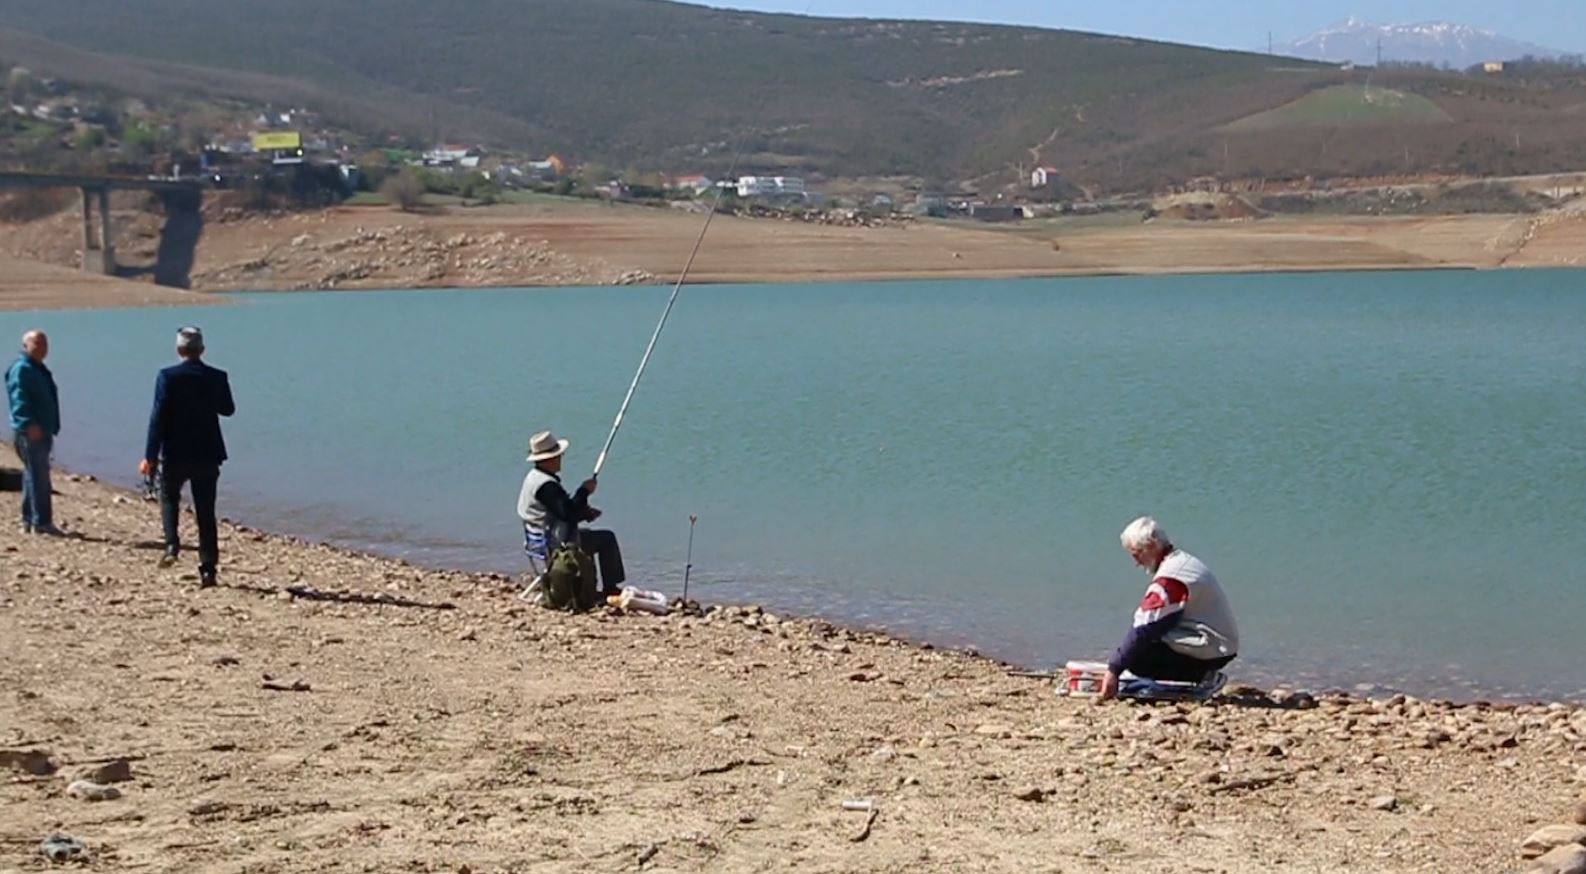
[3, 197, 1582, 310]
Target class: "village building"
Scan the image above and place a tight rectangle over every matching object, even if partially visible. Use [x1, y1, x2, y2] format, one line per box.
[736, 175, 806, 199]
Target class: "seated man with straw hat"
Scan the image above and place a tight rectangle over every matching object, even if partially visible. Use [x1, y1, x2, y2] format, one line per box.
[516, 430, 626, 598]
[1101, 516, 1239, 700]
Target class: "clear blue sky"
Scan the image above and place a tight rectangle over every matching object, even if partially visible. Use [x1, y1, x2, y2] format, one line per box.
[689, 1, 1586, 53]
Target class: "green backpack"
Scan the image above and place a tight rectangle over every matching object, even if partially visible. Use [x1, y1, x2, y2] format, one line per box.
[543, 543, 597, 612]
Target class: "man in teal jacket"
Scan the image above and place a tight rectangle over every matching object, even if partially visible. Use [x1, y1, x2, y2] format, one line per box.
[6, 330, 61, 534]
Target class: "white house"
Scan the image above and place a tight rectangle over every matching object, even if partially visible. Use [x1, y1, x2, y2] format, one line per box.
[737, 175, 806, 199]
[423, 144, 481, 169]
[669, 174, 715, 195]
[1031, 166, 1060, 188]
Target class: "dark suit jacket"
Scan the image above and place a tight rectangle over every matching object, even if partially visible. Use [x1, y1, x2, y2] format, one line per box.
[144, 359, 235, 466]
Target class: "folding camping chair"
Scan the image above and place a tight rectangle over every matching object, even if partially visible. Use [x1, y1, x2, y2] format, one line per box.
[517, 525, 550, 604]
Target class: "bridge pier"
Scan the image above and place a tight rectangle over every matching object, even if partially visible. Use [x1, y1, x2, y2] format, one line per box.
[2, 171, 199, 284]
[80, 186, 115, 276]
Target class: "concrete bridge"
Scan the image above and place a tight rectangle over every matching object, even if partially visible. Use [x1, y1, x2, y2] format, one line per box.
[0, 172, 202, 277]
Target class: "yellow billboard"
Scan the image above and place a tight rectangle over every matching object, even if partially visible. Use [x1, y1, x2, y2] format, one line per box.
[251, 131, 302, 151]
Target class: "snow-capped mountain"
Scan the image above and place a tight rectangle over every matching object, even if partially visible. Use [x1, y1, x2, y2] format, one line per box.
[1275, 17, 1569, 68]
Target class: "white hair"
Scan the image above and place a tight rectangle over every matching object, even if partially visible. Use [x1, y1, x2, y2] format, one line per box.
[176, 326, 204, 354]
[1120, 516, 1171, 553]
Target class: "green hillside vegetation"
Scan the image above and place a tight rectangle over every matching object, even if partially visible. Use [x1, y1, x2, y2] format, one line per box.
[3, 0, 1586, 190]
[0, 27, 540, 155]
[1226, 85, 1453, 131]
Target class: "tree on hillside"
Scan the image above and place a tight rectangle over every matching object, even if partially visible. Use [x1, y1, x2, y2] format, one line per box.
[380, 168, 425, 212]
[179, 127, 210, 153]
[625, 167, 666, 189]
[458, 171, 499, 203]
[74, 127, 107, 152]
[5, 68, 34, 107]
[357, 149, 392, 189]
[577, 162, 611, 190]
[121, 121, 161, 162]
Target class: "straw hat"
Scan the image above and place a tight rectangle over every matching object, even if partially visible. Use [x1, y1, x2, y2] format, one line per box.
[526, 430, 570, 462]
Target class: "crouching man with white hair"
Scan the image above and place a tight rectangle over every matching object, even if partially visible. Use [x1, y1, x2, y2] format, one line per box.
[1101, 516, 1240, 700]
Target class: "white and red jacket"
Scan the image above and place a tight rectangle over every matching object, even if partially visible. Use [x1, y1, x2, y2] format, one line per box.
[1109, 549, 1240, 674]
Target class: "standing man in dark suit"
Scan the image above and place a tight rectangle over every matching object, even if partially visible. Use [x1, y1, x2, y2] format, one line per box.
[140, 327, 235, 587]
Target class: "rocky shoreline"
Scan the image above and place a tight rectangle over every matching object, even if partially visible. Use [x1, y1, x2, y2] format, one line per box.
[3, 470, 1584, 872]
[7, 197, 1586, 311]
[189, 224, 657, 292]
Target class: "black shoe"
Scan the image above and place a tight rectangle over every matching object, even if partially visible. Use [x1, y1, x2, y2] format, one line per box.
[199, 569, 217, 588]
[32, 524, 66, 537]
[158, 549, 179, 568]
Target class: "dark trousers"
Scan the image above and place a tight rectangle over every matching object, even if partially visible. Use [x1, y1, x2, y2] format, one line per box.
[161, 461, 220, 572]
[1128, 642, 1235, 683]
[14, 433, 52, 528]
[579, 528, 626, 593]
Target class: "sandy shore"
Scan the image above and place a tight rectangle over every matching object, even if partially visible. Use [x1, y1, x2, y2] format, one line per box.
[4, 198, 1586, 310]
[3, 462, 1585, 872]
[0, 256, 218, 312]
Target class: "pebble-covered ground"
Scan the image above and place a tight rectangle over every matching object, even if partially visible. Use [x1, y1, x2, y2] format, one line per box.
[3, 472, 1585, 873]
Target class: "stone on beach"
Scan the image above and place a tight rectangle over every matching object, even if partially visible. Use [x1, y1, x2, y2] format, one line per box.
[0, 749, 56, 776]
[38, 834, 85, 863]
[77, 759, 133, 784]
[1523, 825, 1586, 859]
[65, 779, 121, 802]
[1530, 844, 1586, 874]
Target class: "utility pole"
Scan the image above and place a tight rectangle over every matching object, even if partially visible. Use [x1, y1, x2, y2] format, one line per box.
[1376, 36, 1382, 68]
[1268, 31, 1273, 55]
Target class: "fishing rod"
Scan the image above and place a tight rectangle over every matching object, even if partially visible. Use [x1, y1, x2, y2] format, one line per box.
[591, 150, 743, 478]
[682, 514, 698, 602]
[590, 0, 818, 481]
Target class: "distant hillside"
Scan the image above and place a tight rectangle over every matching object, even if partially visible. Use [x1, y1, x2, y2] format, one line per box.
[1224, 86, 1451, 132]
[4, 1, 1586, 191]
[0, 26, 543, 154]
[1276, 18, 1570, 69]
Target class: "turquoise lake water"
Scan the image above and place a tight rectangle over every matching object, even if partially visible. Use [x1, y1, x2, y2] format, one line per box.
[5, 271, 1585, 699]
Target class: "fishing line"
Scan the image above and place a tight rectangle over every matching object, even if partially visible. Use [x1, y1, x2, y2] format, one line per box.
[591, 0, 820, 479]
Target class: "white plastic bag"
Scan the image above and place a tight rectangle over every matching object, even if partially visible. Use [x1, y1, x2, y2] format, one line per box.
[617, 586, 670, 615]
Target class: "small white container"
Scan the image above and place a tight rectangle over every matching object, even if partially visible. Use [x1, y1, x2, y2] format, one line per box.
[1062, 660, 1109, 697]
[617, 587, 671, 615]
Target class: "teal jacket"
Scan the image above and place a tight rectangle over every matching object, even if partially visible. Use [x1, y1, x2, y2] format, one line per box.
[6, 353, 60, 437]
